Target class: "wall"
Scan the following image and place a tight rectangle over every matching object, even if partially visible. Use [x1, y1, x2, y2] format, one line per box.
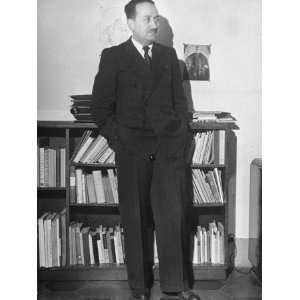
[38, 0, 261, 267]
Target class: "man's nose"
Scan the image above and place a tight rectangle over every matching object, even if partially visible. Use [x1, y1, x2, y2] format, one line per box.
[149, 18, 158, 29]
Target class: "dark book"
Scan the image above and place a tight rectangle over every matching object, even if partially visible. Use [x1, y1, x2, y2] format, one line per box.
[86, 174, 97, 204]
[109, 228, 116, 263]
[81, 227, 91, 266]
[60, 209, 67, 266]
[56, 148, 61, 187]
[70, 106, 92, 114]
[70, 94, 93, 101]
[92, 232, 100, 265]
[106, 229, 113, 263]
[75, 223, 84, 264]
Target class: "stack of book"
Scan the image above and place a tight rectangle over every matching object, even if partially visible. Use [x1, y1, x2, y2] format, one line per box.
[69, 224, 125, 266]
[193, 221, 225, 265]
[70, 94, 94, 122]
[70, 167, 118, 204]
[192, 111, 236, 123]
[38, 209, 67, 268]
[38, 146, 66, 187]
[192, 130, 225, 164]
[192, 168, 224, 204]
[72, 130, 115, 164]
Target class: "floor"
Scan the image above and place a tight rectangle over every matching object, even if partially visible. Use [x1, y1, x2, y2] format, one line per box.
[38, 269, 261, 300]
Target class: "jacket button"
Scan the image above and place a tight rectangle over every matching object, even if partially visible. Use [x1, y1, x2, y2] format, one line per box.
[148, 154, 155, 161]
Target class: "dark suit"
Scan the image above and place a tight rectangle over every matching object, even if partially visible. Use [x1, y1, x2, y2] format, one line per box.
[92, 38, 191, 293]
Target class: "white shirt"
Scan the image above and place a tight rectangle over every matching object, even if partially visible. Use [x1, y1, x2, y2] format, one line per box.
[131, 37, 153, 58]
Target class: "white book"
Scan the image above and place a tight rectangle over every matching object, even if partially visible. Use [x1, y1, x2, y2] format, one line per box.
[107, 169, 118, 203]
[219, 130, 225, 164]
[113, 233, 120, 265]
[60, 148, 66, 187]
[117, 229, 124, 264]
[81, 135, 106, 163]
[75, 169, 83, 204]
[92, 170, 106, 204]
[82, 174, 87, 204]
[193, 235, 198, 264]
[195, 133, 204, 163]
[203, 229, 208, 263]
[213, 168, 224, 203]
[88, 233, 95, 265]
[195, 170, 209, 203]
[192, 133, 200, 164]
[199, 228, 204, 263]
[98, 147, 112, 164]
[73, 136, 95, 163]
[55, 216, 60, 266]
[38, 212, 48, 267]
[199, 132, 209, 163]
[216, 230, 221, 264]
[192, 170, 206, 203]
[79, 232, 85, 265]
[88, 137, 108, 163]
[203, 132, 213, 164]
[97, 240, 103, 264]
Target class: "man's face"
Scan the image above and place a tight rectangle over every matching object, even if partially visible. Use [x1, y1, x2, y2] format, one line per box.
[128, 2, 159, 45]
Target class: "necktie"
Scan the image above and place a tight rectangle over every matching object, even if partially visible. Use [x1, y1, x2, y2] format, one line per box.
[143, 45, 151, 68]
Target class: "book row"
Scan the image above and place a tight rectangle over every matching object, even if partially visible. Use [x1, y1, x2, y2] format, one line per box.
[70, 168, 119, 204]
[38, 213, 225, 269]
[191, 131, 225, 164]
[192, 168, 224, 204]
[72, 130, 114, 164]
[38, 147, 66, 187]
[38, 209, 67, 268]
[193, 221, 225, 265]
[72, 130, 225, 166]
[69, 224, 125, 266]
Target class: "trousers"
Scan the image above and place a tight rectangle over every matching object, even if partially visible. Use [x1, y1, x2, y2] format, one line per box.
[115, 126, 191, 293]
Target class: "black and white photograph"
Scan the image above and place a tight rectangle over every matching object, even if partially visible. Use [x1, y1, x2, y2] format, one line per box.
[184, 44, 210, 81]
[35, 0, 262, 299]
[9, 0, 299, 299]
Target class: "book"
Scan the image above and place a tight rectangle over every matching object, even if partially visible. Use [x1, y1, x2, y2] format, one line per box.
[38, 212, 49, 267]
[86, 174, 97, 204]
[92, 170, 106, 204]
[73, 130, 94, 163]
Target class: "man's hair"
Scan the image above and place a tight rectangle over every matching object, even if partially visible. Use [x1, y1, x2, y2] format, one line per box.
[124, 0, 155, 19]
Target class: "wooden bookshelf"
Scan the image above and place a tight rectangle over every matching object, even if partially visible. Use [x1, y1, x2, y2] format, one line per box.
[37, 121, 237, 281]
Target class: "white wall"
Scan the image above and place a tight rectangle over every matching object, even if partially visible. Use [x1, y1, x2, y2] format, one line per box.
[38, 0, 261, 266]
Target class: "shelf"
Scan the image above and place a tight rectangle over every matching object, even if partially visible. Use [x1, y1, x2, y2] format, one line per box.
[72, 162, 116, 168]
[69, 203, 224, 208]
[190, 122, 239, 130]
[70, 203, 119, 208]
[37, 187, 66, 191]
[191, 164, 225, 169]
[193, 203, 225, 207]
[38, 263, 228, 281]
[37, 121, 238, 131]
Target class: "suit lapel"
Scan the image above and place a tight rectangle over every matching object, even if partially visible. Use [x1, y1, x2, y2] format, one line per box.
[151, 42, 168, 91]
[122, 38, 149, 77]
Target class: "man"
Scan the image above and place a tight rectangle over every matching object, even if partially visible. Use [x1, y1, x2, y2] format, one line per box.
[92, 1, 200, 299]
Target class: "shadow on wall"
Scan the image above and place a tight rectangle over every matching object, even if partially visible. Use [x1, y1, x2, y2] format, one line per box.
[156, 15, 195, 112]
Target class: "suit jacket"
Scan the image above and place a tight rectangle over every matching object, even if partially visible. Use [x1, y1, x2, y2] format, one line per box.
[91, 38, 190, 158]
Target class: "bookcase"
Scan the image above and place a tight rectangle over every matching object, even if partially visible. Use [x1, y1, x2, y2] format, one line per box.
[37, 120, 238, 282]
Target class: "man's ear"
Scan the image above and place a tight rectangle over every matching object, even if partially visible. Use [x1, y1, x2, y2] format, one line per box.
[127, 19, 135, 32]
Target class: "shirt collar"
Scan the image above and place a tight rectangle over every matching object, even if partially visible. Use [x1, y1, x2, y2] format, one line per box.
[131, 36, 153, 58]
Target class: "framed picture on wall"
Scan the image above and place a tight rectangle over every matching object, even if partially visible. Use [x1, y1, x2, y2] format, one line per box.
[183, 44, 211, 81]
